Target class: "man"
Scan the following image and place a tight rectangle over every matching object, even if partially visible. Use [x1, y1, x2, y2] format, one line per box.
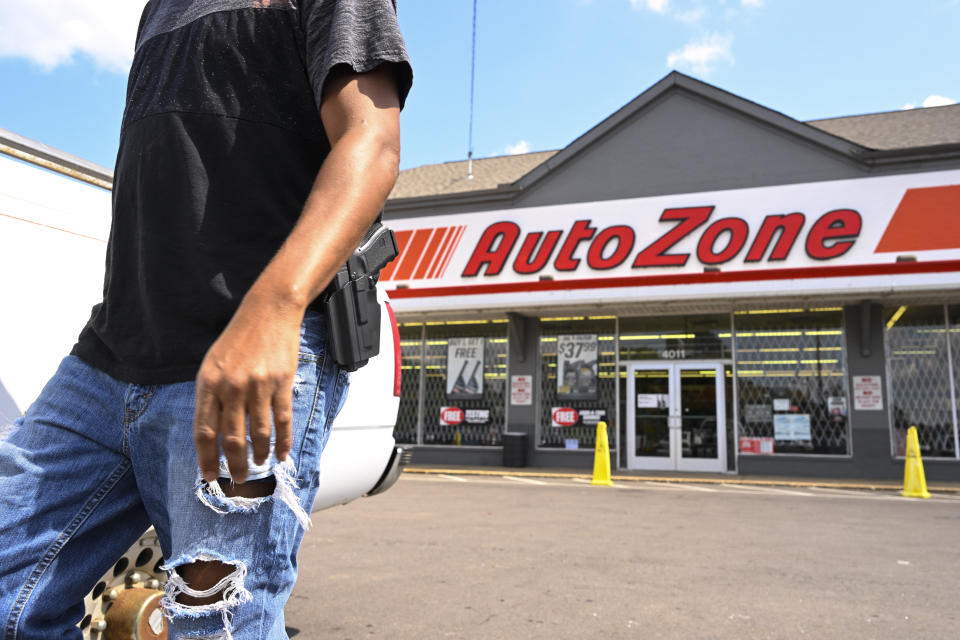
[0, 0, 412, 637]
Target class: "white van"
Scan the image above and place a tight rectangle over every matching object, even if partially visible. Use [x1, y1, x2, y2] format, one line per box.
[0, 129, 403, 637]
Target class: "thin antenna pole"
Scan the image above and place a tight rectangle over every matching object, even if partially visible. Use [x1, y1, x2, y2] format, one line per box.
[467, 0, 478, 179]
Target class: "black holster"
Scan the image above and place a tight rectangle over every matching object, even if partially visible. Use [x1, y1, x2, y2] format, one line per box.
[324, 222, 398, 372]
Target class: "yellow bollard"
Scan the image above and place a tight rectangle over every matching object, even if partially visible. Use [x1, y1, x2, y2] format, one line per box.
[591, 421, 613, 486]
[902, 425, 931, 499]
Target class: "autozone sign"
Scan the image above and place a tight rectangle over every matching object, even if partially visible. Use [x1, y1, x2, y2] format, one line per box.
[459, 207, 860, 276]
[382, 170, 960, 308]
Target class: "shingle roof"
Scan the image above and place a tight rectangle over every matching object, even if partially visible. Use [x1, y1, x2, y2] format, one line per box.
[807, 104, 960, 150]
[389, 103, 960, 201]
[389, 150, 558, 199]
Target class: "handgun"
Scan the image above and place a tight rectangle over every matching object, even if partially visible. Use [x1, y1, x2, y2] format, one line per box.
[324, 222, 399, 371]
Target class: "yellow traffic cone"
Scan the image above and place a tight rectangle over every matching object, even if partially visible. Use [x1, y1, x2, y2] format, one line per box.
[902, 426, 931, 499]
[591, 421, 613, 486]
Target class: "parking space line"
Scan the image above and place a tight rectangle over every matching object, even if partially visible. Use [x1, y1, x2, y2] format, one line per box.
[721, 483, 813, 496]
[805, 488, 910, 502]
[802, 487, 953, 503]
[401, 474, 450, 482]
[503, 475, 548, 486]
[645, 482, 718, 492]
[807, 486, 889, 498]
[402, 473, 959, 502]
[925, 491, 960, 501]
[568, 477, 636, 489]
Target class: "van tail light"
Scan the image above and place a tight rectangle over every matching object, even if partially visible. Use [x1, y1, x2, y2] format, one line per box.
[385, 301, 401, 397]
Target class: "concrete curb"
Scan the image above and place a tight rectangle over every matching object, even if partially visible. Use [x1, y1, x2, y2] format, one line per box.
[402, 467, 960, 493]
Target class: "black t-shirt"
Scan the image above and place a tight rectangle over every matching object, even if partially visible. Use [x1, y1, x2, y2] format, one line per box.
[71, 0, 413, 384]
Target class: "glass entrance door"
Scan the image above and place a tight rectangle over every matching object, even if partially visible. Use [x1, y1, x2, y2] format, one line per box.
[626, 362, 726, 472]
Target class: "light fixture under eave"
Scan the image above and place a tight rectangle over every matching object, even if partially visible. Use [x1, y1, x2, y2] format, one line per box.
[886, 305, 908, 329]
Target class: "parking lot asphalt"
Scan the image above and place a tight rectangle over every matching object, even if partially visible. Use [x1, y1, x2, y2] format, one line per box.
[286, 473, 960, 639]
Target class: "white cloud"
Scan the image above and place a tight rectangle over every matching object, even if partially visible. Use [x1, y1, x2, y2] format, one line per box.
[666, 33, 734, 76]
[631, 0, 670, 14]
[647, 0, 671, 13]
[902, 95, 957, 110]
[504, 140, 531, 156]
[674, 8, 707, 24]
[741, 0, 764, 7]
[921, 94, 957, 108]
[0, 1, 147, 72]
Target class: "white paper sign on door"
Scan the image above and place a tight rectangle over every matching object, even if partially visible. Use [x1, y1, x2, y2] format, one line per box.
[853, 376, 883, 410]
[510, 375, 532, 405]
[637, 393, 669, 409]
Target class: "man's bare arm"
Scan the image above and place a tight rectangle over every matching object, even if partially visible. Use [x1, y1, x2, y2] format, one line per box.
[193, 66, 402, 483]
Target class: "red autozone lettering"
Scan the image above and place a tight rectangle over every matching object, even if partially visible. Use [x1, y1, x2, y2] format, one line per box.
[552, 408, 579, 427]
[460, 207, 861, 277]
[633, 207, 713, 267]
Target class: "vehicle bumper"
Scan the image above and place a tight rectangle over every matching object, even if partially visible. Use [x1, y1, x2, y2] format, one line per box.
[367, 446, 408, 497]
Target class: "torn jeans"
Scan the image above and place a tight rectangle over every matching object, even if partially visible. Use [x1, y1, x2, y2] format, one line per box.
[0, 311, 347, 639]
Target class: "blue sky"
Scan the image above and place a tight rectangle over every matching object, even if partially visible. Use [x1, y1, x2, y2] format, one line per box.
[0, 0, 956, 172]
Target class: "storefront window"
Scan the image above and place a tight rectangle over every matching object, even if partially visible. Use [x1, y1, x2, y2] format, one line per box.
[394, 324, 424, 445]
[951, 305, 960, 456]
[619, 314, 732, 362]
[420, 320, 508, 446]
[735, 309, 849, 455]
[886, 305, 958, 458]
[538, 317, 616, 449]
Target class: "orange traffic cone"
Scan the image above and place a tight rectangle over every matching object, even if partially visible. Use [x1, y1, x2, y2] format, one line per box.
[591, 421, 613, 486]
[902, 426, 931, 499]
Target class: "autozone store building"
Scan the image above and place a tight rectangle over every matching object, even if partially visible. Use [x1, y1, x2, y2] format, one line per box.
[383, 73, 960, 480]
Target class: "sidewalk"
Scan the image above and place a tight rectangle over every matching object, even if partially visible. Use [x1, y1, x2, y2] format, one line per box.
[403, 464, 960, 493]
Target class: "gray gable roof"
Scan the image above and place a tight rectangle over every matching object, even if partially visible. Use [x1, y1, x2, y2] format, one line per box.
[808, 104, 960, 150]
[389, 150, 558, 199]
[388, 72, 960, 202]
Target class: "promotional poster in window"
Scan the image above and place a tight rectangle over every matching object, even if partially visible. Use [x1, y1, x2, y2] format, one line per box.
[556, 334, 598, 400]
[446, 337, 484, 399]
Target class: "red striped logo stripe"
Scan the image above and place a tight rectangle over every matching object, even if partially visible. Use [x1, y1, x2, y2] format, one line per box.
[380, 229, 413, 281]
[392, 228, 433, 281]
[381, 225, 467, 281]
[427, 227, 457, 279]
[413, 226, 449, 280]
[436, 226, 466, 278]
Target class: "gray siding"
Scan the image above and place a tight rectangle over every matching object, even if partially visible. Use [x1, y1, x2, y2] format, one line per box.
[514, 91, 866, 208]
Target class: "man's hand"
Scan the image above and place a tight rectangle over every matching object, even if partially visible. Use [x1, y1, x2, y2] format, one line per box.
[191, 64, 402, 484]
[193, 294, 303, 484]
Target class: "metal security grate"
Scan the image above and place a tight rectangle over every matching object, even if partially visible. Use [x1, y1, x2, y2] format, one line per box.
[951, 304, 960, 458]
[734, 309, 849, 455]
[886, 305, 957, 458]
[394, 324, 423, 445]
[421, 321, 508, 446]
[538, 318, 616, 449]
